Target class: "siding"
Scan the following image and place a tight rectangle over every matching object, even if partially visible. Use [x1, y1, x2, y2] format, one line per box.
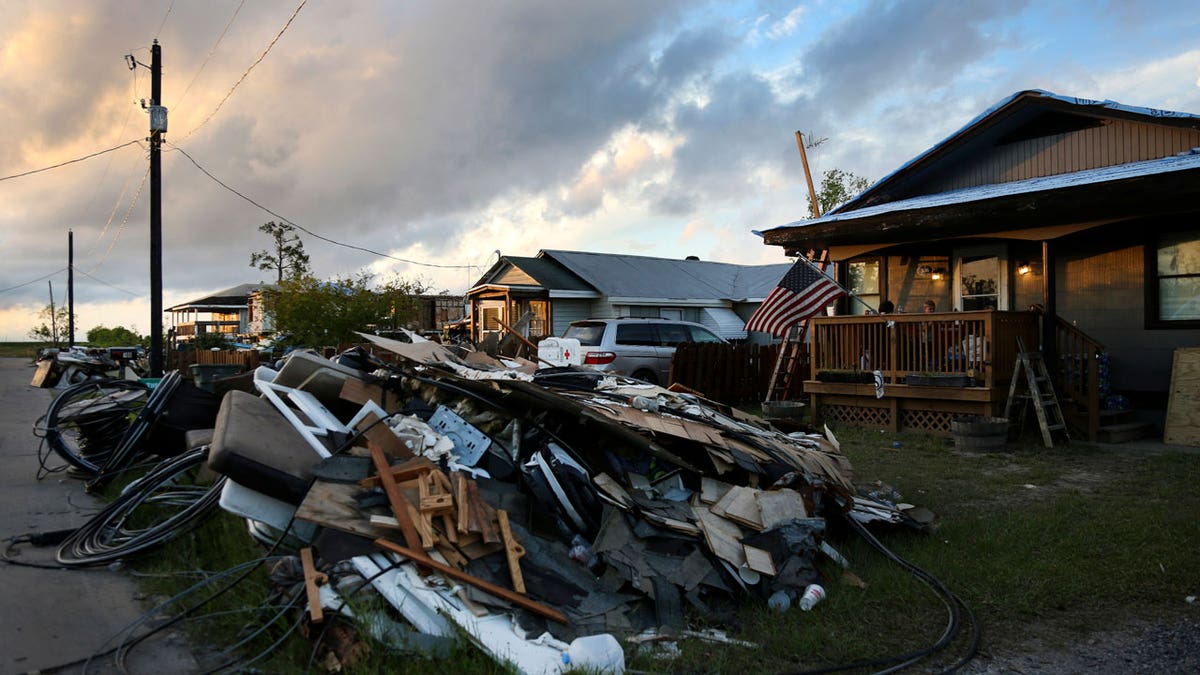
[549, 300, 592, 336]
[925, 120, 1200, 193]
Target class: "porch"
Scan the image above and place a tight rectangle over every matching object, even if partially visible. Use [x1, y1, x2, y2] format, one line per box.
[804, 310, 1041, 435]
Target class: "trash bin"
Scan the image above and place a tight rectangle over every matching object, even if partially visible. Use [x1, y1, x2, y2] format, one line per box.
[189, 364, 245, 392]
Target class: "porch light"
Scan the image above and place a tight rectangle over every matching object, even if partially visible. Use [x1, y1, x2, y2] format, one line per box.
[1017, 261, 1033, 276]
[930, 269, 945, 281]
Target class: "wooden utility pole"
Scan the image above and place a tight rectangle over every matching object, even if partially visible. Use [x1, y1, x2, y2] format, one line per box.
[794, 131, 821, 219]
[149, 40, 165, 376]
[48, 281, 58, 346]
[68, 229, 75, 346]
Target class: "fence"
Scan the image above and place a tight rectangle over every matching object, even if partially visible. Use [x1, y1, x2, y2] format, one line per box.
[670, 342, 781, 406]
[168, 349, 261, 374]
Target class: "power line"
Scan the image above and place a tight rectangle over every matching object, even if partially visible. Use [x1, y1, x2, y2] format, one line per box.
[75, 269, 140, 297]
[176, 0, 247, 109]
[154, 0, 176, 40]
[88, 167, 150, 274]
[0, 268, 67, 295]
[168, 142, 473, 270]
[0, 140, 143, 183]
[179, 0, 307, 142]
[88, 165, 147, 257]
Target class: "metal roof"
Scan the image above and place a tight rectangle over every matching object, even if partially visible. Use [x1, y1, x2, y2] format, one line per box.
[166, 283, 271, 311]
[764, 149, 1200, 231]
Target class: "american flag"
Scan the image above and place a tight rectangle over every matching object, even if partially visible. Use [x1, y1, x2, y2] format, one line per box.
[744, 258, 845, 337]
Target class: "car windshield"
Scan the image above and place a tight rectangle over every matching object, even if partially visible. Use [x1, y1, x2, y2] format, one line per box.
[564, 323, 606, 346]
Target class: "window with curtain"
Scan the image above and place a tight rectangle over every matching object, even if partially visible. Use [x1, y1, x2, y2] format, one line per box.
[1151, 231, 1200, 325]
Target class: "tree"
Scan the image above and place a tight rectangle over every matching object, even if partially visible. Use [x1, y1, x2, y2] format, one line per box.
[86, 325, 143, 347]
[378, 275, 433, 331]
[808, 168, 872, 217]
[249, 221, 311, 282]
[27, 304, 74, 344]
[264, 273, 433, 347]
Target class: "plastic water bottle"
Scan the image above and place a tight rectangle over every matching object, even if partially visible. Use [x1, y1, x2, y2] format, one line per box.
[767, 587, 797, 612]
[799, 583, 826, 611]
[561, 634, 624, 673]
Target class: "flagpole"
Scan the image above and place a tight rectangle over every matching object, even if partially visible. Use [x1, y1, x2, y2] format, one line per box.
[791, 253, 878, 315]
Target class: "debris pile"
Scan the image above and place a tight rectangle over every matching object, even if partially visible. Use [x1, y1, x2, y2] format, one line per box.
[25, 331, 933, 673]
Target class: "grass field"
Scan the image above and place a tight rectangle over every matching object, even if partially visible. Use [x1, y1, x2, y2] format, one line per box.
[121, 421, 1199, 673]
[0, 342, 47, 358]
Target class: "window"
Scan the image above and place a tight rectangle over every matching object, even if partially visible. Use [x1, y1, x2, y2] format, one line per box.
[657, 323, 691, 346]
[960, 256, 999, 310]
[615, 323, 657, 346]
[688, 326, 723, 343]
[1150, 231, 1200, 326]
[847, 260, 879, 315]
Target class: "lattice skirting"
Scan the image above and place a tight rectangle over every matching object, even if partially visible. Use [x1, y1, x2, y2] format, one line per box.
[818, 403, 891, 428]
[900, 407, 956, 434]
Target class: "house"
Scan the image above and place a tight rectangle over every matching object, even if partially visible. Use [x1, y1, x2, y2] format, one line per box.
[167, 283, 270, 342]
[465, 250, 792, 343]
[759, 89, 1200, 441]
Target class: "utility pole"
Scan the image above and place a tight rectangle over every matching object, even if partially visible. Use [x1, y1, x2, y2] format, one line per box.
[794, 131, 821, 219]
[68, 229, 75, 346]
[149, 40, 166, 376]
[48, 281, 58, 347]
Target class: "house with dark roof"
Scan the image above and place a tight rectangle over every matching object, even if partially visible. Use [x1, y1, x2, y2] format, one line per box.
[758, 90, 1200, 442]
[465, 250, 792, 343]
[166, 283, 270, 341]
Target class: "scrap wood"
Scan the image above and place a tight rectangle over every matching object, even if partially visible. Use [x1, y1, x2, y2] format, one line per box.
[710, 486, 763, 531]
[700, 477, 733, 505]
[357, 412, 414, 459]
[495, 510, 526, 594]
[300, 547, 329, 623]
[464, 478, 500, 544]
[691, 503, 747, 570]
[368, 443, 426, 557]
[493, 316, 556, 367]
[756, 488, 808, 530]
[358, 456, 437, 489]
[296, 480, 396, 540]
[593, 473, 635, 509]
[339, 376, 401, 414]
[374, 538, 567, 624]
[742, 545, 776, 576]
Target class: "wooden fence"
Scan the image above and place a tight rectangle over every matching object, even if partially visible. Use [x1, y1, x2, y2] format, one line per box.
[670, 342, 781, 406]
[167, 349, 261, 374]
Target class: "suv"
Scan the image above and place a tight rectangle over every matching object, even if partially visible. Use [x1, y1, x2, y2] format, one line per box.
[562, 318, 725, 385]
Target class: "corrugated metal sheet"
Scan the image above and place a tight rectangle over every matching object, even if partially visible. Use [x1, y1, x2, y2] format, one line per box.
[700, 307, 749, 340]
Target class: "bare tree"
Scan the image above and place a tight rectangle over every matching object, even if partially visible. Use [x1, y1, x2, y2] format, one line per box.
[249, 221, 311, 282]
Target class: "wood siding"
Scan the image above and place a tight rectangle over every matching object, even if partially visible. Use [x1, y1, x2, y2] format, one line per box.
[549, 300, 591, 336]
[924, 120, 1200, 193]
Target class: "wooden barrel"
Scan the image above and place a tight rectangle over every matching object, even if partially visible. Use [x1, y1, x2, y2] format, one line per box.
[762, 400, 806, 421]
[951, 416, 1009, 450]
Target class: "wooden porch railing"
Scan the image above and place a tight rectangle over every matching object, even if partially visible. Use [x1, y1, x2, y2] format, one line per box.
[1054, 317, 1104, 441]
[808, 310, 1040, 389]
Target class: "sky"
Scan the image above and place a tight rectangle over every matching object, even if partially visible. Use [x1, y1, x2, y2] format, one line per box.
[2, 0, 1199, 341]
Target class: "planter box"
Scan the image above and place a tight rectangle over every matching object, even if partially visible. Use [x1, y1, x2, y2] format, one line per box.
[905, 373, 972, 387]
[816, 370, 876, 384]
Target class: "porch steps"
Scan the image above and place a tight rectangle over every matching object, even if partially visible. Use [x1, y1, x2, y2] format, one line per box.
[1097, 420, 1153, 443]
[1059, 399, 1154, 444]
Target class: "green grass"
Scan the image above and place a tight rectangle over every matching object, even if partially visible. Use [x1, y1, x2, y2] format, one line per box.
[0, 342, 48, 358]
[126, 424, 1200, 673]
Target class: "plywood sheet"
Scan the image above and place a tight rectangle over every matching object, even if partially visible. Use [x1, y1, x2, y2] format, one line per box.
[691, 504, 746, 569]
[1165, 348, 1200, 447]
[756, 488, 808, 530]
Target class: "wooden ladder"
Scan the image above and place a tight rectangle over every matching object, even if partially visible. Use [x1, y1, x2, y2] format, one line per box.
[1004, 337, 1069, 448]
[765, 249, 828, 402]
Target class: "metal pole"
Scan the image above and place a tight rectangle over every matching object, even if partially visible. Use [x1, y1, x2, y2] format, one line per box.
[149, 40, 164, 376]
[68, 229, 75, 346]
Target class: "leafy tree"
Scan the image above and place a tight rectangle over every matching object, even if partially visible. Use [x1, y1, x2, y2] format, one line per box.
[808, 168, 872, 216]
[264, 273, 433, 347]
[378, 275, 433, 331]
[86, 325, 143, 347]
[190, 332, 234, 350]
[27, 304, 74, 344]
[249, 221, 311, 282]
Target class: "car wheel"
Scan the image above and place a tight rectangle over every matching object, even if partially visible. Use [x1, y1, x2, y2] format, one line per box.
[631, 369, 659, 385]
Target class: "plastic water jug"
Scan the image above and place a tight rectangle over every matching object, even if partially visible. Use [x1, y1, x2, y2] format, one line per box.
[561, 634, 624, 673]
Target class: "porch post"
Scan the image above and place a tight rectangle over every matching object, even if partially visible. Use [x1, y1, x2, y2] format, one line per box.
[1041, 240, 1056, 362]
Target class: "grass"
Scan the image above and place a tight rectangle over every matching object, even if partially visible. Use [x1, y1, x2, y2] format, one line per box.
[123, 422, 1200, 673]
[0, 341, 48, 358]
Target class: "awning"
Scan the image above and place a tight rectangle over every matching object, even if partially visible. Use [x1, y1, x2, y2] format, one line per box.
[700, 307, 748, 341]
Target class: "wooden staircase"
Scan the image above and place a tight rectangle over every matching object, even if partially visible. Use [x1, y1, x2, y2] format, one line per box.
[1052, 317, 1152, 443]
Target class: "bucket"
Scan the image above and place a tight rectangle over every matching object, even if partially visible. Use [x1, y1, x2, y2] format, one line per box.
[951, 416, 1009, 450]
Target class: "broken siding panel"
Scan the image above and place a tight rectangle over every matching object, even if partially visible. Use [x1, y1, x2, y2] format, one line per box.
[925, 120, 1200, 193]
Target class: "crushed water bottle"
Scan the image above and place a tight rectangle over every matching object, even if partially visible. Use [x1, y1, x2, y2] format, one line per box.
[768, 587, 798, 612]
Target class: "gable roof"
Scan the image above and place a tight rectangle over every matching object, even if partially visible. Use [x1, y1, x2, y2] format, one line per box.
[469, 250, 792, 302]
[835, 89, 1200, 214]
[166, 283, 270, 311]
[539, 250, 790, 301]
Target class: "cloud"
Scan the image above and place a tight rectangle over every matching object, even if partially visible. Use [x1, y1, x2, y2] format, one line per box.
[766, 5, 807, 40]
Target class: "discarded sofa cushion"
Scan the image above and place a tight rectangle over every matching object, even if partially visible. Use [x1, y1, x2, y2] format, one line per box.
[208, 390, 319, 504]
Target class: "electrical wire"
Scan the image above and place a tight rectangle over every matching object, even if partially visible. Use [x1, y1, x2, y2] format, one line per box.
[0, 140, 143, 183]
[87, 166, 150, 274]
[179, 0, 308, 142]
[76, 269, 141, 297]
[175, 0, 247, 109]
[154, 0, 176, 40]
[0, 267, 67, 294]
[169, 142, 475, 270]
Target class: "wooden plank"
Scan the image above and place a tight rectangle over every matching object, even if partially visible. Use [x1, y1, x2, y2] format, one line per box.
[756, 488, 808, 530]
[369, 443, 426, 554]
[743, 545, 776, 576]
[296, 480, 396, 539]
[300, 547, 328, 623]
[1165, 348, 1200, 447]
[700, 477, 733, 505]
[358, 456, 438, 489]
[720, 487, 764, 531]
[357, 413, 413, 459]
[691, 504, 746, 569]
[339, 377, 400, 414]
[495, 510, 526, 594]
[454, 472, 470, 534]
[374, 538, 567, 624]
[30, 360, 54, 387]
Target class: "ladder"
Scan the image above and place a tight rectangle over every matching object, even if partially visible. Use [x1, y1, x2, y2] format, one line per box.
[1004, 337, 1069, 448]
[765, 249, 829, 402]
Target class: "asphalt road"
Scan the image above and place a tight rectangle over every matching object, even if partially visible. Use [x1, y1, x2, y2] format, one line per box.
[0, 358, 198, 675]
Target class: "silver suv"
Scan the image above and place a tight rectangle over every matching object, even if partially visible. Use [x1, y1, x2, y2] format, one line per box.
[562, 318, 725, 385]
